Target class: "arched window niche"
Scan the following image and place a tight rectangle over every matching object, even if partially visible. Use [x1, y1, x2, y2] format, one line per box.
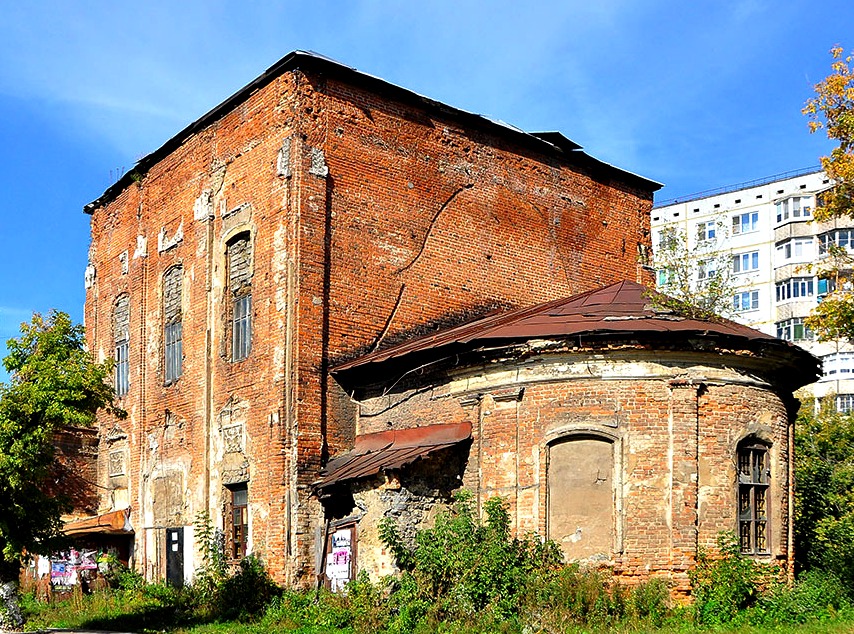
[546, 429, 622, 562]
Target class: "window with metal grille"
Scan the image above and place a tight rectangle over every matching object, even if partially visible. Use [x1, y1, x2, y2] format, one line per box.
[231, 485, 249, 559]
[227, 234, 252, 362]
[738, 441, 770, 555]
[163, 266, 183, 383]
[114, 294, 130, 396]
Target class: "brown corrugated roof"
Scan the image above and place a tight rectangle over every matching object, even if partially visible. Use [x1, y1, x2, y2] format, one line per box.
[314, 422, 471, 490]
[64, 509, 132, 537]
[332, 280, 819, 380]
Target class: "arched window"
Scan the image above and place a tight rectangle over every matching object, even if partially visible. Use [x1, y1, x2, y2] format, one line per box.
[163, 265, 183, 383]
[737, 439, 770, 554]
[227, 233, 252, 361]
[113, 294, 130, 396]
[547, 435, 615, 560]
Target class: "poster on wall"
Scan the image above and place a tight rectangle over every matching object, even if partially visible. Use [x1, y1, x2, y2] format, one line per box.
[325, 528, 352, 592]
[49, 548, 99, 587]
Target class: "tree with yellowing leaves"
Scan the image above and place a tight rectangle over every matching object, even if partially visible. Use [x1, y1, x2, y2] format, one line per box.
[804, 46, 854, 341]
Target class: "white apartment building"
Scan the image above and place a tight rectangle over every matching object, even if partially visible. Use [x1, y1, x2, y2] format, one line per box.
[652, 168, 854, 409]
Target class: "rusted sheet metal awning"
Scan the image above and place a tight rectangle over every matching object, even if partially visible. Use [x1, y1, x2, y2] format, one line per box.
[315, 422, 471, 490]
[64, 508, 133, 537]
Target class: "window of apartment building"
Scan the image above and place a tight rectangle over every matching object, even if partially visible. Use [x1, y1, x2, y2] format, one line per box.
[738, 440, 770, 555]
[733, 290, 759, 312]
[836, 394, 854, 414]
[697, 259, 717, 281]
[775, 277, 814, 302]
[775, 237, 813, 261]
[227, 233, 253, 362]
[163, 265, 183, 384]
[732, 211, 759, 235]
[697, 220, 716, 242]
[113, 294, 130, 397]
[776, 317, 813, 342]
[819, 229, 854, 255]
[822, 352, 854, 378]
[229, 484, 249, 559]
[732, 251, 759, 274]
[818, 277, 836, 298]
[775, 196, 812, 223]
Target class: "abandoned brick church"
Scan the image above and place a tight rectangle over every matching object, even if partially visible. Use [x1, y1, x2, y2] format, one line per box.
[78, 51, 817, 593]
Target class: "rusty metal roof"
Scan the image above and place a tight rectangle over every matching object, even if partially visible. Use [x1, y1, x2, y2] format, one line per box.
[332, 280, 819, 381]
[314, 422, 471, 490]
[64, 508, 133, 537]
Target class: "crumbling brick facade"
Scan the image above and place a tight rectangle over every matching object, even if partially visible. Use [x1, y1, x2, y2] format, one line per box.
[328, 282, 814, 596]
[83, 52, 658, 585]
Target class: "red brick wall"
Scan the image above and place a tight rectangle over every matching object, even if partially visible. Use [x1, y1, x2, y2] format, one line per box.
[85, 66, 654, 584]
[347, 350, 793, 595]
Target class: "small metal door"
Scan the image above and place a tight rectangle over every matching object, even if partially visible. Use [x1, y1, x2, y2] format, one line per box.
[166, 528, 184, 587]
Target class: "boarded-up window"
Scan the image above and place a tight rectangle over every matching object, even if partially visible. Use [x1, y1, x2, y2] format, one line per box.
[227, 234, 252, 361]
[548, 436, 614, 560]
[114, 294, 130, 396]
[163, 265, 183, 383]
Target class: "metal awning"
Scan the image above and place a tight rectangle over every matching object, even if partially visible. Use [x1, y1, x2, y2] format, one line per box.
[314, 422, 471, 491]
[63, 508, 133, 536]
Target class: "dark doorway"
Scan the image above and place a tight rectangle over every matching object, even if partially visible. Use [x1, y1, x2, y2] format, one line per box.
[166, 528, 184, 587]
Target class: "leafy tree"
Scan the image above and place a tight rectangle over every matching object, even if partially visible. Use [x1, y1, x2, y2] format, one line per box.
[0, 311, 123, 628]
[803, 46, 854, 341]
[794, 402, 854, 585]
[651, 222, 736, 320]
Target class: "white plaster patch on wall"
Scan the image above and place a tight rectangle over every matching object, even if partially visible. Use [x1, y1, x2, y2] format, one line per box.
[158, 222, 184, 253]
[193, 189, 214, 221]
[133, 235, 148, 259]
[309, 147, 328, 177]
[84, 264, 96, 289]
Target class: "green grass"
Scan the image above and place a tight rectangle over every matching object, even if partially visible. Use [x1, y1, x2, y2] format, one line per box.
[21, 588, 854, 634]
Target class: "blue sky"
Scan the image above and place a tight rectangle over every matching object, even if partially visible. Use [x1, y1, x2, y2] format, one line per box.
[0, 1, 851, 377]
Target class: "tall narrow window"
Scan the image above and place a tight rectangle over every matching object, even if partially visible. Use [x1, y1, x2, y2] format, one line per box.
[227, 234, 252, 361]
[230, 484, 249, 559]
[738, 441, 770, 555]
[114, 295, 130, 396]
[163, 265, 183, 383]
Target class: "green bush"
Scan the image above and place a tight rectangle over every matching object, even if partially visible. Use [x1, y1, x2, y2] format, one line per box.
[379, 492, 562, 626]
[689, 531, 770, 625]
[750, 569, 853, 625]
[215, 555, 281, 621]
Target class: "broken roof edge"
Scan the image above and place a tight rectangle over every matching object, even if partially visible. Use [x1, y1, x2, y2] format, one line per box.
[314, 422, 472, 490]
[331, 280, 820, 391]
[84, 51, 661, 214]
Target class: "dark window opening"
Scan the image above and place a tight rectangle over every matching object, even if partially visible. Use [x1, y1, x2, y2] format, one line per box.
[738, 442, 770, 555]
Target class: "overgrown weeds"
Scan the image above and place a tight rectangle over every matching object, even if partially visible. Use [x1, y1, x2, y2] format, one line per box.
[19, 508, 854, 633]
